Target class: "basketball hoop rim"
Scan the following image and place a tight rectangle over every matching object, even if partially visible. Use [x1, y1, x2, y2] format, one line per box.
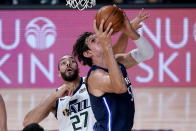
[65, 0, 96, 11]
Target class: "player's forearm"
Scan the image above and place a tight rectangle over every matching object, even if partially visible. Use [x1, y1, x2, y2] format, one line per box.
[0, 115, 7, 131]
[0, 95, 7, 131]
[131, 36, 154, 63]
[23, 92, 57, 126]
[103, 46, 127, 93]
[0, 126, 7, 131]
[112, 33, 128, 54]
[23, 108, 49, 126]
[127, 28, 140, 40]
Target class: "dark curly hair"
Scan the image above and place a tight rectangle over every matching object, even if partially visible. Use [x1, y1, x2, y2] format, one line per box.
[73, 32, 94, 67]
[22, 123, 44, 131]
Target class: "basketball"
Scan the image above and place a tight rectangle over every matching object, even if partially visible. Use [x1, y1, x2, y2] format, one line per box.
[95, 5, 124, 34]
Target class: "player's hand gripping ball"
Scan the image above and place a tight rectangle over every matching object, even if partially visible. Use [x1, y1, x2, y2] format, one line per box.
[95, 5, 124, 34]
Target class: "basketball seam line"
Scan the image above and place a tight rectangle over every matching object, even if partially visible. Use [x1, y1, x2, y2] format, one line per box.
[104, 7, 118, 31]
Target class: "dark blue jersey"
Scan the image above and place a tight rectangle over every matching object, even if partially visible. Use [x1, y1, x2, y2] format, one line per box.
[87, 63, 135, 131]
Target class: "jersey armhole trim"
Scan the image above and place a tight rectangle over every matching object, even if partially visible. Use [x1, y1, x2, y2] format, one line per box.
[55, 88, 59, 119]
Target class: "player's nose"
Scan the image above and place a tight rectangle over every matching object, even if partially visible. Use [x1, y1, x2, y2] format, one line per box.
[66, 61, 71, 66]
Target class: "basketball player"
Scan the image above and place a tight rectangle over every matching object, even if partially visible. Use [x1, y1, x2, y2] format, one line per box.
[23, 54, 96, 131]
[23, 10, 149, 131]
[72, 11, 154, 131]
[0, 94, 7, 131]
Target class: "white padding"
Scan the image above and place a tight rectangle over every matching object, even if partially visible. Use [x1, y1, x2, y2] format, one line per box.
[130, 36, 154, 63]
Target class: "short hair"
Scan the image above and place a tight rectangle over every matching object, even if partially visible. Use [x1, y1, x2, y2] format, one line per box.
[73, 32, 93, 67]
[22, 123, 44, 131]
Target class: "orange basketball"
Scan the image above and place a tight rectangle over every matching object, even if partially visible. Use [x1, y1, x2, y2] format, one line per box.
[95, 5, 124, 34]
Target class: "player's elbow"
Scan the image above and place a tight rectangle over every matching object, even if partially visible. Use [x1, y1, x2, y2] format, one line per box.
[144, 45, 154, 60]
[23, 116, 32, 127]
[114, 87, 127, 94]
[23, 119, 29, 127]
[113, 83, 127, 94]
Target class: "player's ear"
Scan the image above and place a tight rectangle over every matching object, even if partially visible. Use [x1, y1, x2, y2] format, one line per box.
[83, 50, 92, 58]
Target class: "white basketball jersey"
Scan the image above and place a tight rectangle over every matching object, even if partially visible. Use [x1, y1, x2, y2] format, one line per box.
[56, 77, 96, 131]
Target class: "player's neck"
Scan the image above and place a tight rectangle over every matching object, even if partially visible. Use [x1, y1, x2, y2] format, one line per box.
[63, 76, 81, 91]
[92, 54, 107, 68]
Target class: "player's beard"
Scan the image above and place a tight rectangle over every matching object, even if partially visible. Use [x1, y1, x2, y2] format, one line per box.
[60, 68, 79, 82]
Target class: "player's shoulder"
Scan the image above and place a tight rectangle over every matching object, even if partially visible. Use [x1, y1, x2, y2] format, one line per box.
[88, 69, 108, 86]
[92, 68, 107, 75]
[96, 69, 108, 77]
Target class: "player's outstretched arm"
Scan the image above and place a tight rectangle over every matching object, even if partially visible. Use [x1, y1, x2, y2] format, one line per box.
[23, 92, 57, 126]
[23, 85, 73, 126]
[112, 9, 149, 54]
[0, 94, 7, 131]
[115, 9, 153, 69]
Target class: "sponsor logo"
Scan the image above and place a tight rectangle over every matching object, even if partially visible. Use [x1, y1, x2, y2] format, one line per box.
[25, 17, 56, 50]
[63, 99, 90, 117]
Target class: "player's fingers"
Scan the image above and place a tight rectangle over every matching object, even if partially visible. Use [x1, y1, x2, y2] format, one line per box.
[139, 15, 148, 22]
[138, 8, 143, 17]
[139, 8, 146, 18]
[105, 22, 112, 34]
[107, 28, 113, 37]
[70, 90, 73, 96]
[99, 19, 105, 32]
[68, 89, 71, 96]
[140, 8, 144, 15]
[142, 12, 149, 17]
[136, 25, 142, 30]
[141, 14, 150, 22]
[93, 19, 98, 33]
[124, 11, 129, 20]
[68, 89, 73, 96]
[137, 13, 149, 23]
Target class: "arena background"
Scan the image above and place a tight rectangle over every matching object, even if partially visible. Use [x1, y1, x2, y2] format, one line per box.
[0, 3, 196, 131]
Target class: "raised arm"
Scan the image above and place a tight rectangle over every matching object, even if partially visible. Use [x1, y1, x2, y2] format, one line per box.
[0, 94, 7, 131]
[112, 8, 149, 54]
[88, 20, 127, 96]
[112, 33, 128, 54]
[23, 85, 73, 126]
[116, 10, 154, 69]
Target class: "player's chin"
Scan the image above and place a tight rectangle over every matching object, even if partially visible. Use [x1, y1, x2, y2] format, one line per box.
[66, 73, 74, 77]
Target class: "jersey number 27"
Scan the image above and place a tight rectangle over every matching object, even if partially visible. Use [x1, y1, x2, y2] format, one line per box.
[70, 111, 88, 131]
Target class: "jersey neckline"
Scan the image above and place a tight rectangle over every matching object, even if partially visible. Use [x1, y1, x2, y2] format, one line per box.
[73, 77, 84, 95]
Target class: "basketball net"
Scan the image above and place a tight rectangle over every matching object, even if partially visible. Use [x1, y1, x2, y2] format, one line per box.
[66, 0, 96, 11]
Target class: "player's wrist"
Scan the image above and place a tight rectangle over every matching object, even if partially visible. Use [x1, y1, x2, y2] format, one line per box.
[127, 29, 140, 40]
[53, 92, 60, 100]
